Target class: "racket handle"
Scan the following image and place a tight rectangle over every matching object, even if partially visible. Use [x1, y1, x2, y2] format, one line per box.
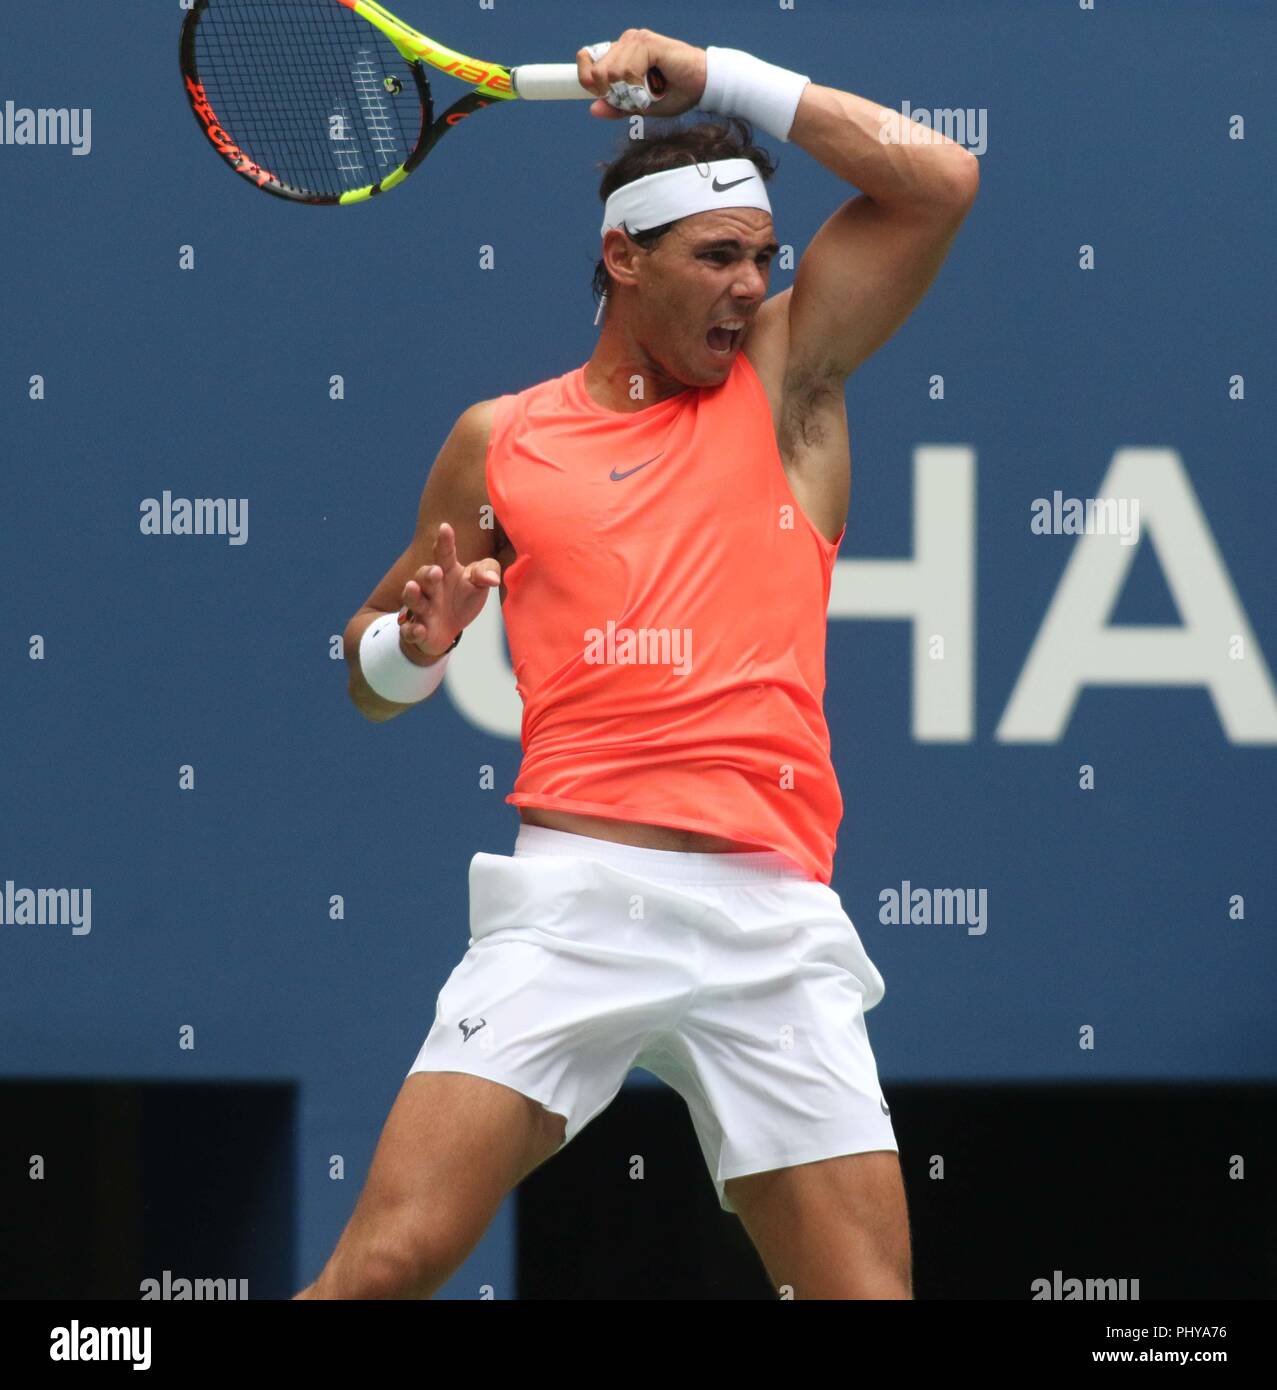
[510, 64, 595, 100]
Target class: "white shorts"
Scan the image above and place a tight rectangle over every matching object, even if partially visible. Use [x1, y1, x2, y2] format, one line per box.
[406, 825, 896, 1214]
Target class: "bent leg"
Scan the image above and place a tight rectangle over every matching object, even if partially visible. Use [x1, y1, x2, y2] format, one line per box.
[726, 1149, 912, 1299]
[295, 1070, 566, 1299]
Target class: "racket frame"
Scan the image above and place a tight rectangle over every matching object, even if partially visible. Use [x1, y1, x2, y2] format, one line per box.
[346, 0, 516, 98]
[180, 0, 519, 205]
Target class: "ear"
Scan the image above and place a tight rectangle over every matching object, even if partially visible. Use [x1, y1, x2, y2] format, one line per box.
[602, 228, 643, 290]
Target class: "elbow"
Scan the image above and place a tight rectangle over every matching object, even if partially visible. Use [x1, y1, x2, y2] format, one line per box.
[897, 149, 979, 225]
[350, 690, 391, 725]
[940, 148, 980, 212]
[346, 669, 388, 724]
[349, 683, 375, 720]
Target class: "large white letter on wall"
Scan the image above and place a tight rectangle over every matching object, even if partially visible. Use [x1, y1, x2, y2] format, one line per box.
[829, 445, 976, 741]
[998, 448, 1277, 744]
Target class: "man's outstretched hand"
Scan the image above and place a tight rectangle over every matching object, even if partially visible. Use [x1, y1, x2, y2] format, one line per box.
[397, 521, 500, 664]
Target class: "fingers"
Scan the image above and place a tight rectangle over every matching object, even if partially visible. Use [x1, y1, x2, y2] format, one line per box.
[576, 43, 608, 97]
[579, 34, 655, 115]
[432, 519, 458, 566]
[399, 557, 444, 650]
[397, 605, 433, 648]
[462, 558, 502, 588]
[401, 619, 432, 647]
[397, 577, 434, 648]
[404, 522, 456, 610]
[400, 575, 434, 607]
[396, 532, 501, 656]
[402, 566, 440, 607]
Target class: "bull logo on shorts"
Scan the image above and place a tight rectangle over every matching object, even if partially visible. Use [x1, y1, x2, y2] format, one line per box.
[459, 1016, 488, 1042]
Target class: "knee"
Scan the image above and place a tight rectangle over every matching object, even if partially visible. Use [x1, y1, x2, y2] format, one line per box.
[791, 1254, 911, 1301]
[345, 1243, 443, 1300]
[858, 1221, 912, 1299]
[319, 1214, 474, 1300]
[783, 1254, 912, 1300]
[867, 1252, 913, 1300]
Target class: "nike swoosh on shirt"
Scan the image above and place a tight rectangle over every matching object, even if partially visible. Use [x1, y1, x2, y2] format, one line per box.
[610, 453, 663, 481]
[711, 174, 755, 192]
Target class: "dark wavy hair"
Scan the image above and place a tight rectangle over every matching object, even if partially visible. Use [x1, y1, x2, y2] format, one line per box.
[591, 116, 777, 312]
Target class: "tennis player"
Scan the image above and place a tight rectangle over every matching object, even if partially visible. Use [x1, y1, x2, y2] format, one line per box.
[297, 29, 977, 1300]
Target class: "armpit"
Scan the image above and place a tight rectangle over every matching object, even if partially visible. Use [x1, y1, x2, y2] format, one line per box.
[779, 361, 844, 460]
[492, 510, 517, 568]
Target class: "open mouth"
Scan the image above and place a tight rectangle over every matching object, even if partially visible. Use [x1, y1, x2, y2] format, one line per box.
[707, 319, 746, 355]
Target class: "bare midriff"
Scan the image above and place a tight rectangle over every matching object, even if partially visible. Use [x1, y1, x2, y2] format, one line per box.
[518, 805, 762, 853]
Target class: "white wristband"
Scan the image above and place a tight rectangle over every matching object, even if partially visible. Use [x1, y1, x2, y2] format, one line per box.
[698, 47, 811, 143]
[358, 611, 450, 704]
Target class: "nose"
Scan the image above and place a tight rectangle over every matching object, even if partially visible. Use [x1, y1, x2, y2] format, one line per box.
[732, 259, 768, 302]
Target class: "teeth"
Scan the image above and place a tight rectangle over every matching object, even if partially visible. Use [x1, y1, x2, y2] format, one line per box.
[716, 319, 746, 331]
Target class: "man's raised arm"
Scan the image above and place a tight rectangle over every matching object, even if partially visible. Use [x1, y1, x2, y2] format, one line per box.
[780, 80, 979, 382]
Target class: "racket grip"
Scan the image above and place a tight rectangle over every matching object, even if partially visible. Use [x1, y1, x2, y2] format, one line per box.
[510, 64, 596, 100]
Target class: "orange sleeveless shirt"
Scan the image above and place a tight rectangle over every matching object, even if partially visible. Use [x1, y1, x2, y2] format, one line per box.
[485, 351, 845, 883]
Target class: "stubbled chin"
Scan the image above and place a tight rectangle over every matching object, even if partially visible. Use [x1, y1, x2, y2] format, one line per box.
[693, 353, 733, 382]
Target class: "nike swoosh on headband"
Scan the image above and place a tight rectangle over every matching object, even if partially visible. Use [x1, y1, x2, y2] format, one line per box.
[610, 454, 663, 481]
[711, 174, 755, 192]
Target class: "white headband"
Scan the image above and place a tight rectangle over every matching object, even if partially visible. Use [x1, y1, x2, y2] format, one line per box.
[600, 158, 772, 237]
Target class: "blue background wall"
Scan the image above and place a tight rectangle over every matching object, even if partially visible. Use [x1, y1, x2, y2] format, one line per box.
[2, 0, 1273, 1297]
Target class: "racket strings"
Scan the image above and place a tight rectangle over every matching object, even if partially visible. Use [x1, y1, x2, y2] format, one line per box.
[191, 0, 427, 198]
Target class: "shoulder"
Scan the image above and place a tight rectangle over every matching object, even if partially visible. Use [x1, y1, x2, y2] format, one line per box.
[451, 398, 499, 451]
[460, 365, 579, 440]
[429, 399, 500, 506]
[449, 362, 586, 463]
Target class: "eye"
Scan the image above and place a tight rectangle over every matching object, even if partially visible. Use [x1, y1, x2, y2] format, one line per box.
[700, 250, 731, 265]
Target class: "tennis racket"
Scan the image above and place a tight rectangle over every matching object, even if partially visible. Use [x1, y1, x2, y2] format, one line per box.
[179, 0, 663, 206]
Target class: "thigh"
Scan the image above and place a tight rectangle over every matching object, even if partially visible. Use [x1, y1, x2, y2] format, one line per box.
[331, 1070, 565, 1283]
[360, 1069, 566, 1213]
[726, 1149, 912, 1300]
